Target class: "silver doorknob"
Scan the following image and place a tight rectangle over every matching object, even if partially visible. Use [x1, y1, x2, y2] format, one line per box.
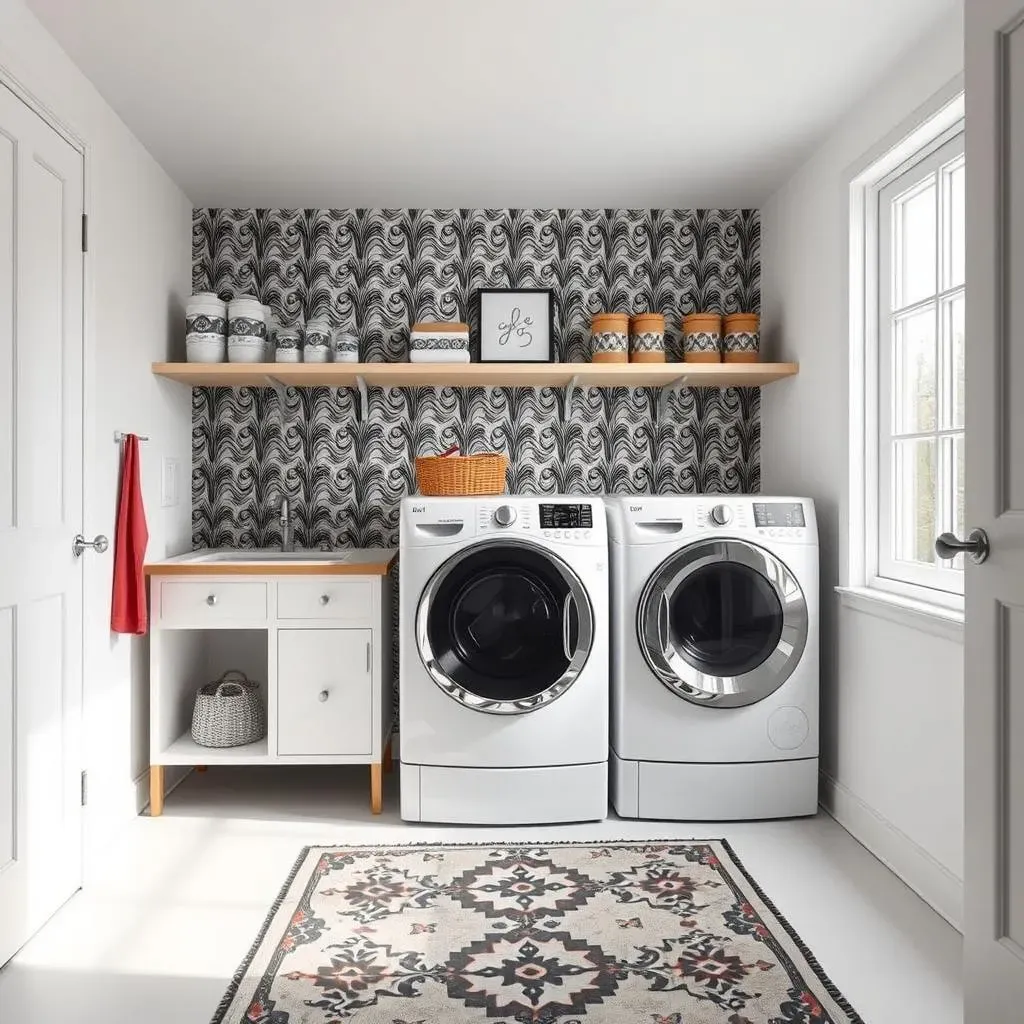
[206, 594, 217, 606]
[935, 528, 990, 565]
[319, 594, 330, 605]
[318, 689, 329, 702]
[494, 505, 517, 527]
[72, 533, 109, 557]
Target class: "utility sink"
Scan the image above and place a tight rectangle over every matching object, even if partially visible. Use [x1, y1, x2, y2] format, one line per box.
[183, 549, 357, 564]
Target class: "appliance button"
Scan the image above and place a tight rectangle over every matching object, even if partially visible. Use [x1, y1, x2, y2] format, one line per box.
[710, 504, 732, 526]
[543, 530, 552, 538]
[493, 504, 517, 527]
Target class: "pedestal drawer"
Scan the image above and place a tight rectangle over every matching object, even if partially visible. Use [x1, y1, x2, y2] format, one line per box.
[277, 628, 373, 756]
[277, 579, 373, 621]
[157, 580, 267, 626]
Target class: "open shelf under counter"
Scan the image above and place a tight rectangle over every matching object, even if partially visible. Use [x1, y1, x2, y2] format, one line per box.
[159, 731, 272, 766]
[151, 361, 799, 389]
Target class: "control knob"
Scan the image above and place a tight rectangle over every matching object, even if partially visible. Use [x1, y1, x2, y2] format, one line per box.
[494, 505, 517, 527]
[710, 504, 732, 526]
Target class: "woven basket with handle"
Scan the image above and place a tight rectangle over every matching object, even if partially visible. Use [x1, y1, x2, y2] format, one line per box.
[415, 451, 508, 496]
[190, 670, 266, 748]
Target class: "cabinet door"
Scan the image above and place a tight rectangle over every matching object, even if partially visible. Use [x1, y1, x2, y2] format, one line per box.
[277, 629, 373, 757]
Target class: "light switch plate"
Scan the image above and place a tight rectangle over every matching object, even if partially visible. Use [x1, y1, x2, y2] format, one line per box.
[161, 457, 180, 508]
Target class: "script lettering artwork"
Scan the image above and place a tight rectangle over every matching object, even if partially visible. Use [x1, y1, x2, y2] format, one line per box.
[497, 306, 535, 348]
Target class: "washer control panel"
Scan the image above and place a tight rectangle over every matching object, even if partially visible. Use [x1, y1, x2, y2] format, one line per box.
[473, 500, 604, 544]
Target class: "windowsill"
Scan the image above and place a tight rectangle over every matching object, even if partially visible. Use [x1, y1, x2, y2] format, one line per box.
[835, 585, 964, 643]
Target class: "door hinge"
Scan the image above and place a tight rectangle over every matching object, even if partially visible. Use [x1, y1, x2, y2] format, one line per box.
[80, 770, 88, 806]
[81, 213, 88, 253]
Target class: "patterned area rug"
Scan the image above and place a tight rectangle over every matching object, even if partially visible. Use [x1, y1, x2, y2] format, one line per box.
[213, 841, 861, 1024]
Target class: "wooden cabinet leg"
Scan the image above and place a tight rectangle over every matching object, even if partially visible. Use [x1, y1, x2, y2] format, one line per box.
[149, 765, 165, 817]
[383, 738, 393, 774]
[370, 762, 383, 815]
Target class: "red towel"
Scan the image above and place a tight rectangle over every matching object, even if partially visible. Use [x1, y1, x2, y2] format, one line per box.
[111, 434, 149, 634]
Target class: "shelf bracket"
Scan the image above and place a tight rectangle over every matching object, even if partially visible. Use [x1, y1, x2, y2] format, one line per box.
[658, 375, 691, 422]
[355, 375, 368, 421]
[563, 374, 580, 421]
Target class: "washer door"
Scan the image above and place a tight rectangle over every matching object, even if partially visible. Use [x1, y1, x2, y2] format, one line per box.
[416, 539, 594, 714]
[637, 540, 807, 708]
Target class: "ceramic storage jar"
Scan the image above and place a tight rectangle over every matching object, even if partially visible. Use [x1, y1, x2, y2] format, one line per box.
[185, 292, 228, 363]
[275, 327, 302, 362]
[722, 313, 761, 363]
[304, 317, 331, 363]
[331, 330, 360, 363]
[591, 313, 630, 363]
[227, 295, 267, 364]
[629, 313, 666, 363]
[682, 313, 723, 363]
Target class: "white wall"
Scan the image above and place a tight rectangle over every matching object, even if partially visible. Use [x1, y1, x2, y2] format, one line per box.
[0, 0, 193, 875]
[761, 9, 965, 926]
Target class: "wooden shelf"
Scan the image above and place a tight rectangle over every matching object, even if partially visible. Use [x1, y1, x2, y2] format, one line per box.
[152, 361, 798, 389]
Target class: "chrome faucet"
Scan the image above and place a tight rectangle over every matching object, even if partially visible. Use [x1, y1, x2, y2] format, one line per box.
[279, 495, 295, 552]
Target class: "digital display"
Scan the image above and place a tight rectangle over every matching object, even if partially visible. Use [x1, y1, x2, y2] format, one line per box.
[540, 504, 593, 529]
[753, 502, 806, 528]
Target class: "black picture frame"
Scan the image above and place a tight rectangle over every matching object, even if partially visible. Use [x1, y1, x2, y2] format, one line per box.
[477, 288, 555, 363]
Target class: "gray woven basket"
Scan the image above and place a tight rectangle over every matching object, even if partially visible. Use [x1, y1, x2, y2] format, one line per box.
[190, 670, 266, 748]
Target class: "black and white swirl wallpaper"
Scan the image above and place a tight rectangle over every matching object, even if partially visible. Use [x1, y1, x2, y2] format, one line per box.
[191, 208, 760, 550]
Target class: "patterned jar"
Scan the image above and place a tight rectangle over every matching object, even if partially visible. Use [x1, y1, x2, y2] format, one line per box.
[304, 317, 331, 363]
[275, 327, 302, 363]
[185, 292, 227, 363]
[682, 313, 723, 363]
[331, 330, 360, 363]
[629, 313, 666, 363]
[723, 313, 760, 363]
[591, 312, 629, 363]
[227, 295, 267, 364]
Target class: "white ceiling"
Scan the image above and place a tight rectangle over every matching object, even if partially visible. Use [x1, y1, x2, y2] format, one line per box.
[27, 0, 958, 208]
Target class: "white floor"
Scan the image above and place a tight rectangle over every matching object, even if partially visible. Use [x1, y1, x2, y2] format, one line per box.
[0, 764, 961, 1024]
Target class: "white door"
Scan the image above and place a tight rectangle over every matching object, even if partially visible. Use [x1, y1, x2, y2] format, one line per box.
[963, 0, 1024, 1015]
[0, 84, 85, 966]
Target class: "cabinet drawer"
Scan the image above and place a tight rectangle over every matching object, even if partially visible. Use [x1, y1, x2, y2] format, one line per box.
[277, 629, 373, 756]
[157, 580, 267, 626]
[276, 579, 373, 621]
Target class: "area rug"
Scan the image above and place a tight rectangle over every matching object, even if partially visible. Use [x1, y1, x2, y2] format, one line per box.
[212, 841, 862, 1024]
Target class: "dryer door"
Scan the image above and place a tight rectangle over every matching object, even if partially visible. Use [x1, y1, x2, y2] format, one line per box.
[637, 539, 807, 708]
[416, 539, 594, 714]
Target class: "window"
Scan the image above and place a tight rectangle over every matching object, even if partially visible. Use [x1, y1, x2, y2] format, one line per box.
[873, 129, 965, 598]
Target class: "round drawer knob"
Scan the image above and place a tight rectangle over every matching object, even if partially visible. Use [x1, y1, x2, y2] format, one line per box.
[319, 594, 331, 605]
[318, 689, 330, 702]
[206, 594, 217, 606]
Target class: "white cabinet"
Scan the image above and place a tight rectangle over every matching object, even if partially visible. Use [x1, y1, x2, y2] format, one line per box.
[277, 629, 373, 756]
[148, 570, 393, 816]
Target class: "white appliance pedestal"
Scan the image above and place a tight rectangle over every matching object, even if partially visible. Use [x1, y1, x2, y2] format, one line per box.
[401, 761, 608, 824]
[611, 750, 818, 821]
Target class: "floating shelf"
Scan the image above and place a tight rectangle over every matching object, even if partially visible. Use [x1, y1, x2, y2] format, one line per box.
[152, 361, 798, 389]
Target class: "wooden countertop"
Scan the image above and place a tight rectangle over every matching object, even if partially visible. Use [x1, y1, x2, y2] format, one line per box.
[144, 548, 397, 577]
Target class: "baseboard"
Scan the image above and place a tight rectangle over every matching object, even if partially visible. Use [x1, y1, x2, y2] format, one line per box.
[134, 764, 192, 814]
[819, 770, 963, 931]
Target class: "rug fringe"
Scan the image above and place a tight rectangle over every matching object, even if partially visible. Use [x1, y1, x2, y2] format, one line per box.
[718, 838, 865, 1024]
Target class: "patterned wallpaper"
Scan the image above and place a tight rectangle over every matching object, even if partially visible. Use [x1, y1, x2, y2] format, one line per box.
[191, 208, 760, 549]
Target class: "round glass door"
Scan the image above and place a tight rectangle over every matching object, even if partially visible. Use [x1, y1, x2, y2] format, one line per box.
[638, 540, 807, 707]
[417, 539, 594, 714]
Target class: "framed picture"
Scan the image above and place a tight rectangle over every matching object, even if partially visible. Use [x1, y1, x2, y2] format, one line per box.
[478, 289, 555, 363]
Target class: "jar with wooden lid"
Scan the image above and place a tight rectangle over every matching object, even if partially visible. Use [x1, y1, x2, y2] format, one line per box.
[682, 313, 723, 363]
[591, 312, 629, 363]
[723, 313, 760, 363]
[629, 313, 666, 363]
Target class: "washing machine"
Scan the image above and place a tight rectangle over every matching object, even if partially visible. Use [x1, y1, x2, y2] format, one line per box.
[606, 495, 819, 821]
[399, 496, 609, 824]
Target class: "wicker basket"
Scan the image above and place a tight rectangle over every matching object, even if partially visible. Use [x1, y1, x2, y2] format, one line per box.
[190, 670, 267, 748]
[415, 453, 508, 496]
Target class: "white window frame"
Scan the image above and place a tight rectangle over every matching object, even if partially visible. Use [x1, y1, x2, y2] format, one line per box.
[846, 91, 965, 614]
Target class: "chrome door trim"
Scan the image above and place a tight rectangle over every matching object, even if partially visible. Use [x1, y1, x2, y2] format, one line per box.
[416, 537, 595, 715]
[637, 539, 808, 708]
